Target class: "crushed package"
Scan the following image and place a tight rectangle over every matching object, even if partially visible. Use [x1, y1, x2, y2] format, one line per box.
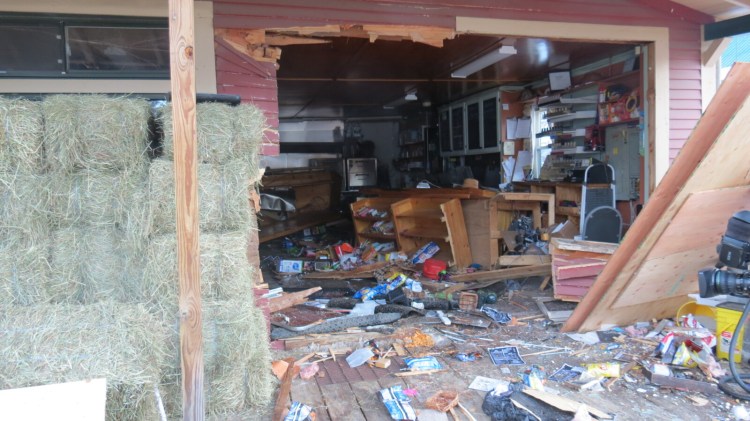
[379, 385, 416, 421]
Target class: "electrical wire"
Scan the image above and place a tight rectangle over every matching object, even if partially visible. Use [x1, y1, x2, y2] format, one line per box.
[719, 298, 750, 399]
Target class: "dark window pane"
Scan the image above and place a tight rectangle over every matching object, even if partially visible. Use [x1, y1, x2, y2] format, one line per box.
[467, 102, 480, 149]
[483, 98, 498, 148]
[439, 109, 451, 152]
[66, 26, 169, 72]
[0, 24, 63, 74]
[451, 106, 464, 151]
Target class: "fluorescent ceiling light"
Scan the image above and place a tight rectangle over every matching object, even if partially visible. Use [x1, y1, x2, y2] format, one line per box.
[451, 45, 517, 78]
[405, 92, 418, 101]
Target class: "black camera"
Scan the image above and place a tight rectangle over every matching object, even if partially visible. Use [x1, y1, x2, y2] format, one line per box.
[698, 210, 750, 298]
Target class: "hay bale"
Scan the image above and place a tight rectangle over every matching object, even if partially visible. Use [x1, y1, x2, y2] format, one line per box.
[143, 232, 254, 316]
[47, 170, 149, 238]
[0, 98, 44, 173]
[160, 102, 265, 166]
[0, 301, 169, 421]
[148, 159, 255, 235]
[0, 232, 51, 306]
[42, 95, 150, 173]
[160, 297, 273, 416]
[0, 172, 49, 242]
[49, 227, 145, 304]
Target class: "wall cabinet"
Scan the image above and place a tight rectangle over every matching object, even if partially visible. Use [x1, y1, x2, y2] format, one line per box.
[438, 89, 521, 158]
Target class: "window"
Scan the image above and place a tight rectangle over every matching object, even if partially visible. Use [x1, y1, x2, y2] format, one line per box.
[0, 14, 168, 78]
[532, 105, 553, 178]
[66, 26, 169, 73]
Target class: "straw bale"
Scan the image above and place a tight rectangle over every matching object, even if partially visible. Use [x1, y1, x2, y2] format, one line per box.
[47, 170, 150, 239]
[143, 231, 254, 315]
[0, 301, 169, 421]
[160, 296, 273, 415]
[0, 98, 44, 173]
[148, 159, 256, 234]
[0, 231, 52, 306]
[0, 172, 50, 242]
[42, 95, 150, 173]
[49, 227, 145, 304]
[160, 102, 266, 166]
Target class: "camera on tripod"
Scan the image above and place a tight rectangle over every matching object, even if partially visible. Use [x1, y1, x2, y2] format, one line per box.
[699, 210, 750, 298]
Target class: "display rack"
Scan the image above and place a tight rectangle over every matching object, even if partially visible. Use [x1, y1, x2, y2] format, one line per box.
[350, 197, 402, 248]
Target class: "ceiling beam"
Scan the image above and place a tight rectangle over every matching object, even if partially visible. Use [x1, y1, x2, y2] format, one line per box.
[705, 13, 750, 39]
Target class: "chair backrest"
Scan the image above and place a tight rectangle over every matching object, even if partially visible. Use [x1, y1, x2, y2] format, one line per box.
[581, 163, 616, 235]
[584, 163, 615, 185]
[582, 206, 623, 243]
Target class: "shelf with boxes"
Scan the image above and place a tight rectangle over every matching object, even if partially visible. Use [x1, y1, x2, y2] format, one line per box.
[350, 197, 402, 249]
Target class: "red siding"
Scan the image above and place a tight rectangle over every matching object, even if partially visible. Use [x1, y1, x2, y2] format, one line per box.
[213, 0, 709, 158]
[214, 39, 280, 150]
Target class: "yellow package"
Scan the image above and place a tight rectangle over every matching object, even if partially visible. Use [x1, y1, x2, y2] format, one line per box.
[585, 363, 620, 378]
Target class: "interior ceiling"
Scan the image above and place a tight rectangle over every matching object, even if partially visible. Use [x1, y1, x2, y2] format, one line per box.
[673, 0, 750, 20]
[277, 34, 635, 120]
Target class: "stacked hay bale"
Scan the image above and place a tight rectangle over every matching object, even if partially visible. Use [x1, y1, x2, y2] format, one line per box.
[0, 96, 272, 419]
[0, 95, 165, 420]
[151, 103, 271, 417]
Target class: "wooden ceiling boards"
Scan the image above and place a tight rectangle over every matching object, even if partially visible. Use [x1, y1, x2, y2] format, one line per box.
[563, 63, 750, 332]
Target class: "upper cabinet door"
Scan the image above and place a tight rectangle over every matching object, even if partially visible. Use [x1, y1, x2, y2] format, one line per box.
[439, 108, 451, 153]
[482, 97, 499, 149]
[467, 102, 481, 150]
[451, 105, 465, 151]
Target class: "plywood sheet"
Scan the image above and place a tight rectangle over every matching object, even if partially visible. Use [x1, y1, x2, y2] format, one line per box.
[564, 63, 750, 332]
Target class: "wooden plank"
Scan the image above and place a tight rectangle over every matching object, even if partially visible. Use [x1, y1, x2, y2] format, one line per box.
[522, 389, 612, 419]
[556, 263, 607, 280]
[291, 380, 331, 421]
[350, 380, 392, 421]
[565, 64, 750, 332]
[273, 358, 296, 421]
[268, 287, 322, 313]
[551, 238, 618, 254]
[498, 255, 551, 266]
[168, 0, 204, 418]
[462, 199, 496, 268]
[302, 262, 391, 280]
[450, 264, 551, 283]
[259, 210, 343, 243]
[319, 383, 367, 421]
[441, 198, 473, 268]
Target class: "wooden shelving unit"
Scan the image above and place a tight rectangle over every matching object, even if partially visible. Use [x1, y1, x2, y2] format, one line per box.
[350, 197, 402, 248]
[391, 197, 472, 267]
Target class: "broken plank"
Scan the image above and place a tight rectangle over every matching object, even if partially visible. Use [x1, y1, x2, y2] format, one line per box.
[273, 358, 296, 421]
[268, 287, 322, 313]
[283, 332, 385, 350]
[522, 388, 612, 419]
[302, 261, 391, 280]
[319, 383, 367, 421]
[552, 238, 618, 254]
[394, 369, 445, 377]
[644, 369, 719, 395]
[451, 264, 551, 283]
[498, 255, 551, 266]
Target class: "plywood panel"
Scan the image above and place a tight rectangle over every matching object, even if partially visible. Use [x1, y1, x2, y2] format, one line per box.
[565, 64, 750, 332]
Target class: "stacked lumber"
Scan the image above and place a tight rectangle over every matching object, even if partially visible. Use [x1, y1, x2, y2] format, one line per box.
[550, 238, 616, 302]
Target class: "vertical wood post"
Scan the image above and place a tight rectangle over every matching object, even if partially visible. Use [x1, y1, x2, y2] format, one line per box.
[168, 0, 204, 419]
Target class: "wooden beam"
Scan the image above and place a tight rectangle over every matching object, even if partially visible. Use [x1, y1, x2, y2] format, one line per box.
[498, 255, 551, 266]
[450, 264, 551, 283]
[169, 0, 204, 418]
[268, 287, 322, 313]
[273, 358, 296, 421]
[265, 34, 331, 46]
[702, 38, 731, 66]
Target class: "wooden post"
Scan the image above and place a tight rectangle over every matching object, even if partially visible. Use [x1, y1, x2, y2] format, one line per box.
[168, 0, 204, 419]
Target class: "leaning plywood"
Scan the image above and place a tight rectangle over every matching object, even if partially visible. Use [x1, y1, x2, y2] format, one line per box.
[564, 63, 750, 332]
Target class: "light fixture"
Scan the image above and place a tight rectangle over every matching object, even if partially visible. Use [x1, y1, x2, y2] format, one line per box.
[451, 45, 517, 78]
[404, 92, 418, 101]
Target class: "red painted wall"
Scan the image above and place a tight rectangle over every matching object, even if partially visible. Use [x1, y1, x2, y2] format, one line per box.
[213, 0, 709, 158]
